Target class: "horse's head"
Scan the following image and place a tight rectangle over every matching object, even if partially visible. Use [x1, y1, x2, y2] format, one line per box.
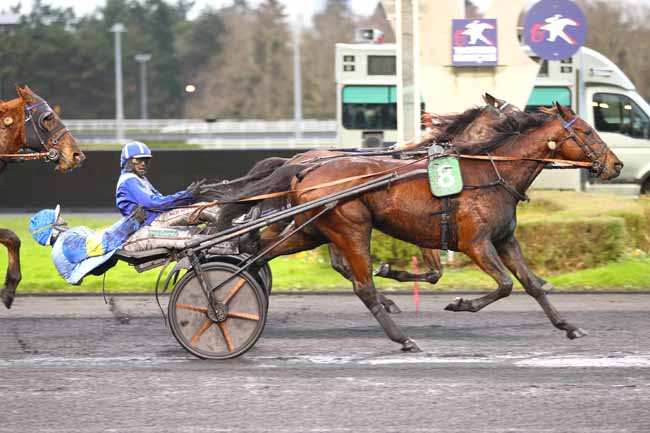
[16, 85, 85, 172]
[549, 102, 623, 180]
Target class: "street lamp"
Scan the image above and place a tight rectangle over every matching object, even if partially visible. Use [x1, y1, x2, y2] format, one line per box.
[134, 53, 151, 119]
[185, 84, 196, 93]
[110, 23, 126, 142]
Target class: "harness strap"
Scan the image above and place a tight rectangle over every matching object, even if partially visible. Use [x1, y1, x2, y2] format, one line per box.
[440, 197, 450, 250]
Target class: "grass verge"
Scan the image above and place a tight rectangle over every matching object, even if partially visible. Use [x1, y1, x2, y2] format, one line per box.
[1, 213, 649, 294]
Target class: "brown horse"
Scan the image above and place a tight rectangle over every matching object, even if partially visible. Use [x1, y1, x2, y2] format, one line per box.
[203, 94, 520, 298]
[0, 85, 85, 308]
[238, 103, 622, 352]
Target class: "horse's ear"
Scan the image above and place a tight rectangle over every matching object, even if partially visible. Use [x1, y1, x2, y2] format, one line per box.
[483, 93, 497, 107]
[16, 85, 37, 104]
[554, 101, 572, 120]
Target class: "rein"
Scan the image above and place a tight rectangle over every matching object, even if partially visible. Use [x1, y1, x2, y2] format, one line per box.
[186, 147, 594, 222]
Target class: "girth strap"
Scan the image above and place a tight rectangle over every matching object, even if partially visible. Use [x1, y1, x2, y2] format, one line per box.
[440, 197, 451, 251]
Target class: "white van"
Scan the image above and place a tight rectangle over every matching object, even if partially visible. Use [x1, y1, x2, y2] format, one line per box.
[527, 46, 650, 193]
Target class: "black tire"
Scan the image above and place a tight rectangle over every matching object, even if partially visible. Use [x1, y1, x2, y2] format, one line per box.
[168, 262, 267, 360]
[257, 262, 273, 295]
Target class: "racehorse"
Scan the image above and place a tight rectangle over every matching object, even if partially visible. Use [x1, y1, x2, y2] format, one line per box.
[201, 94, 521, 312]
[223, 103, 623, 352]
[0, 85, 85, 308]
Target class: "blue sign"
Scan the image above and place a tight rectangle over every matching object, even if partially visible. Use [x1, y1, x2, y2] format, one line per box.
[524, 0, 587, 61]
[451, 19, 498, 66]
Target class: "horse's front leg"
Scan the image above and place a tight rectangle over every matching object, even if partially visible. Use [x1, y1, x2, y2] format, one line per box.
[496, 234, 586, 339]
[329, 244, 402, 314]
[0, 229, 22, 309]
[374, 248, 443, 285]
[444, 239, 513, 312]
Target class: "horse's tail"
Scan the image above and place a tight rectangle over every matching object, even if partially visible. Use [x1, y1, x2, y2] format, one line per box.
[196, 157, 290, 202]
[209, 163, 307, 231]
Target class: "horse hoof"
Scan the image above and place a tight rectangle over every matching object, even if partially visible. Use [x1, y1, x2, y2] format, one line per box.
[401, 339, 421, 353]
[444, 297, 463, 312]
[426, 271, 442, 285]
[384, 301, 402, 314]
[567, 328, 588, 339]
[1, 288, 14, 309]
[373, 263, 391, 277]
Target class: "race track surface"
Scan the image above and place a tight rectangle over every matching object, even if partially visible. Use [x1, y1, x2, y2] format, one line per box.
[1, 293, 649, 433]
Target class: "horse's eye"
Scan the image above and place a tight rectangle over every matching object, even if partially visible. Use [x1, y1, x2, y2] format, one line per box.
[585, 128, 593, 136]
[38, 112, 54, 129]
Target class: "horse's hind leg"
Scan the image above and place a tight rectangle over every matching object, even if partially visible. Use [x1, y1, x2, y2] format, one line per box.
[496, 234, 586, 339]
[320, 224, 419, 352]
[375, 248, 443, 285]
[0, 229, 22, 309]
[328, 244, 402, 314]
[444, 239, 513, 312]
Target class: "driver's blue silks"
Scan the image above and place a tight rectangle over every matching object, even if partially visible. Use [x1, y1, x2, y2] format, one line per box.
[115, 171, 193, 225]
[51, 217, 141, 285]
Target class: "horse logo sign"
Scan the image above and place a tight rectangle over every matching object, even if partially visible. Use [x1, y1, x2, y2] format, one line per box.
[451, 19, 498, 66]
[524, 0, 587, 61]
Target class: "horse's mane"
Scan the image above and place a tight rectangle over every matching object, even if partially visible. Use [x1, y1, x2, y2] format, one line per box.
[456, 108, 554, 155]
[429, 106, 483, 143]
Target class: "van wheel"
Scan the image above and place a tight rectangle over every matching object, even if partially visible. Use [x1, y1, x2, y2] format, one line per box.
[642, 179, 650, 194]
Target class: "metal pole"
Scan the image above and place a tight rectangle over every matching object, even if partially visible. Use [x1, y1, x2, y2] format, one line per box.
[397, 0, 417, 143]
[135, 54, 151, 120]
[110, 23, 126, 143]
[292, 17, 303, 141]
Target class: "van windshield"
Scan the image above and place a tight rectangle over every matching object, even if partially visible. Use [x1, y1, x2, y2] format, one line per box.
[593, 93, 650, 139]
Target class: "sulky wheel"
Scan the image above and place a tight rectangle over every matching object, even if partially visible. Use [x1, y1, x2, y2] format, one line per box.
[168, 262, 267, 360]
[257, 262, 273, 296]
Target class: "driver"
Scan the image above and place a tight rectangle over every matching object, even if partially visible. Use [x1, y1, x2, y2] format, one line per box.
[115, 141, 232, 253]
[29, 205, 145, 284]
[116, 141, 210, 226]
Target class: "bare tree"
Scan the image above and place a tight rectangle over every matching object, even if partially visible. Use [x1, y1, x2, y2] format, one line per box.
[301, 0, 357, 119]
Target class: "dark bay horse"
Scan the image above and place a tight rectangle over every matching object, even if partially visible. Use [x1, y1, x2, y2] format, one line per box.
[203, 94, 520, 297]
[236, 103, 622, 352]
[0, 85, 85, 308]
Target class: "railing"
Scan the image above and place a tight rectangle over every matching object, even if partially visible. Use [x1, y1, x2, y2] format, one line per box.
[64, 118, 337, 134]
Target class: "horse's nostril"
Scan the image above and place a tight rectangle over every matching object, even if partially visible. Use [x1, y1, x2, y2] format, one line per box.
[73, 153, 85, 164]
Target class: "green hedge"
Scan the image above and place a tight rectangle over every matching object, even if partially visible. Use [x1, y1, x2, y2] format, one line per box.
[515, 216, 626, 272]
[348, 216, 628, 273]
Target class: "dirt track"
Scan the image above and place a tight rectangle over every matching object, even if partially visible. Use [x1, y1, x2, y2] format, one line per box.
[1, 293, 649, 433]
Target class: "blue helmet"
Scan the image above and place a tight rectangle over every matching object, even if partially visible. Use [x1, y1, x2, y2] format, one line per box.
[120, 141, 152, 168]
[29, 205, 61, 246]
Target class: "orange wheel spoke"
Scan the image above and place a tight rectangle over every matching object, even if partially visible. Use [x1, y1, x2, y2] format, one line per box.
[176, 303, 208, 314]
[228, 312, 260, 321]
[218, 322, 235, 352]
[190, 319, 213, 346]
[223, 278, 246, 305]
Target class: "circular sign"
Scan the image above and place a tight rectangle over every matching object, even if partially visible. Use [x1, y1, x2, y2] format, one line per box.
[524, 0, 587, 61]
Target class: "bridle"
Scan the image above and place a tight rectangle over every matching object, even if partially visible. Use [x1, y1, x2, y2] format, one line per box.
[554, 114, 609, 177]
[22, 100, 71, 163]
